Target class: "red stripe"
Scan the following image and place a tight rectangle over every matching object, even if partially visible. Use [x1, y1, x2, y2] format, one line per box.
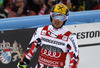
[34, 40, 37, 43]
[42, 25, 49, 30]
[27, 43, 36, 56]
[64, 31, 72, 41]
[69, 52, 74, 58]
[26, 54, 31, 59]
[41, 25, 50, 36]
[64, 31, 72, 36]
[31, 43, 36, 50]
[5, 48, 11, 52]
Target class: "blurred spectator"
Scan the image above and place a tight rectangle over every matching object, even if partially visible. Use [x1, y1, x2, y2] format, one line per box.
[62, 0, 72, 11]
[93, 0, 100, 10]
[78, 0, 86, 11]
[3, 0, 13, 9]
[0, 7, 8, 18]
[27, 0, 46, 15]
[86, 0, 100, 10]
[44, 0, 56, 14]
[61, 0, 80, 11]
[56, 0, 61, 3]
[9, 0, 36, 17]
[70, 0, 80, 11]
[3, 0, 17, 18]
[62, 0, 86, 11]
[0, 0, 3, 7]
[1, 0, 99, 18]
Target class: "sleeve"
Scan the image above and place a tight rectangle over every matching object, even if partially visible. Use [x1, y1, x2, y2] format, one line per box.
[21, 27, 42, 65]
[67, 34, 79, 68]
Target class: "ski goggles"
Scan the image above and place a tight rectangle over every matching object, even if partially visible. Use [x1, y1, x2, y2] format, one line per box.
[50, 12, 68, 21]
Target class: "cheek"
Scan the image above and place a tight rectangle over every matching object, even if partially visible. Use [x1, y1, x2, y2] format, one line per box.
[21, 3, 25, 5]
[52, 19, 55, 24]
[15, 4, 19, 6]
[60, 22, 64, 25]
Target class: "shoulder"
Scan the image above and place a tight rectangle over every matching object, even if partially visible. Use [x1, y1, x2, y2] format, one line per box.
[63, 26, 76, 39]
[69, 33, 77, 40]
[63, 26, 71, 32]
[63, 26, 72, 35]
[36, 25, 49, 32]
[36, 27, 43, 32]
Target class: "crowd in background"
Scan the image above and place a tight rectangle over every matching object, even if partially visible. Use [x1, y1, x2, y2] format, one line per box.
[0, 0, 100, 18]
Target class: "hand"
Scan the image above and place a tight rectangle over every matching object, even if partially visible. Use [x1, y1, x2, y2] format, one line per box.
[17, 62, 27, 68]
[17, 7, 24, 15]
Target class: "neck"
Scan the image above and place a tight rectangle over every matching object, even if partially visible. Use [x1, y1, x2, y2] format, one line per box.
[52, 24, 63, 29]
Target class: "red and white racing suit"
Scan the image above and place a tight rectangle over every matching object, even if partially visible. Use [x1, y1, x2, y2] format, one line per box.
[22, 25, 79, 68]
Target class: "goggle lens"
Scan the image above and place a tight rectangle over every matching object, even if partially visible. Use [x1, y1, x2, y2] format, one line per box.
[51, 12, 67, 21]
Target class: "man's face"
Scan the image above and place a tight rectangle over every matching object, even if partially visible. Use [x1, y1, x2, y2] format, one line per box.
[52, 18, 64, 29]
[35, 0, 43, 5]
[15, 0, 25, 7]
[51, 12, 67, 29]
[48, 0, 56, 8]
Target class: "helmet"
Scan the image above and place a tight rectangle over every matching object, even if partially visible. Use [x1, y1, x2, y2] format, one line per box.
[50, 3, 69, 25]
[51, 3, 69, 16]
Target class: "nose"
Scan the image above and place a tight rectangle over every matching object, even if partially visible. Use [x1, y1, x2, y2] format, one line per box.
[55, 19, 60, 22]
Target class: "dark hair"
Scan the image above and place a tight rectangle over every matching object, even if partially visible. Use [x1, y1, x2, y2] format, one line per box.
[3, 0, 9, 8]
[44, 0, 56, 14]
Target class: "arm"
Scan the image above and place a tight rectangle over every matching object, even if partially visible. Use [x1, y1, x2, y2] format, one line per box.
[67, 34, 79, 68]
[17, 28, 42, 68]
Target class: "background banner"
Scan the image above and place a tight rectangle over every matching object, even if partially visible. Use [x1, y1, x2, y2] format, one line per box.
[0, 28, 39, 68]
[64, 22, 100, 46]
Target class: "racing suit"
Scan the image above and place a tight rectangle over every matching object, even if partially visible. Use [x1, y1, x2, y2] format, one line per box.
[22, 25, 79, 68]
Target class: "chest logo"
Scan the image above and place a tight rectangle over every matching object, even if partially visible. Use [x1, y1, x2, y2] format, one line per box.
[62, 36, 67, 41]
[41, 48, 61, 58]
[42, 30, 47, 35]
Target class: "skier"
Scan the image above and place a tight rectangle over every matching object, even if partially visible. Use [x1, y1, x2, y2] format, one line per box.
[17, 3, 79, 68]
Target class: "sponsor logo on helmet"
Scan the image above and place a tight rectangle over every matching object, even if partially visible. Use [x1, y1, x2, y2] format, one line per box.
[53, 4, 67, 15]
[58, 6, 64, 11]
